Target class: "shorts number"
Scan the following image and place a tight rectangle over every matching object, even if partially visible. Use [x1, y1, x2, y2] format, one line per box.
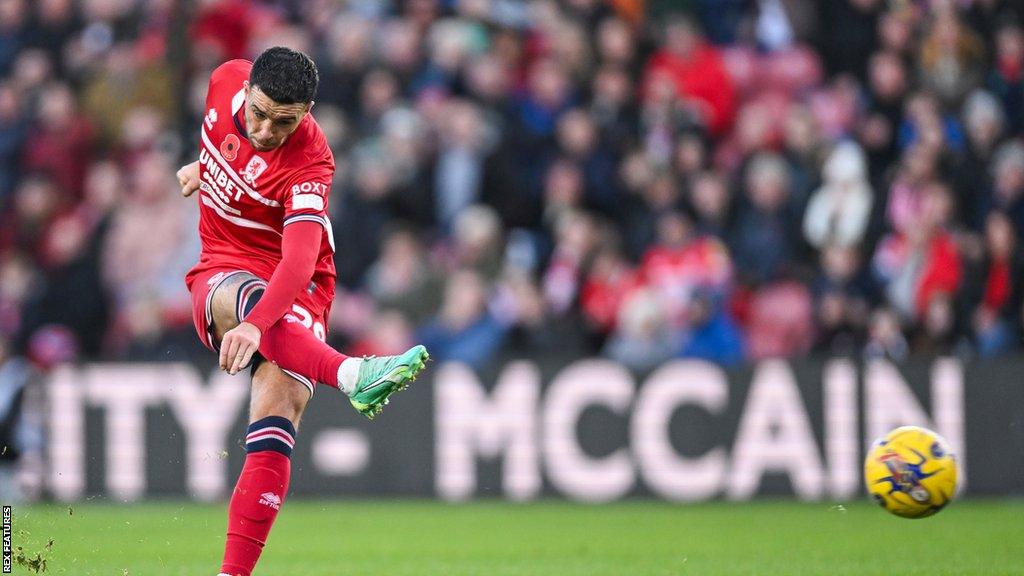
[285, 304, 326, 342]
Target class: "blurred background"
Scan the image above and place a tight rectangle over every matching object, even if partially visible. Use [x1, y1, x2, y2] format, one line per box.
[0, 0, 1023, 508]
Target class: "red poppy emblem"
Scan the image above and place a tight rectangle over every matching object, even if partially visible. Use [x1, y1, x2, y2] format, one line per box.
[220, 134, 240, 161]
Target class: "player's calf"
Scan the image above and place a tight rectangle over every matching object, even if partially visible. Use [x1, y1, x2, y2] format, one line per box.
[248, 359, 311, 427]
[221, 363, 306, 576]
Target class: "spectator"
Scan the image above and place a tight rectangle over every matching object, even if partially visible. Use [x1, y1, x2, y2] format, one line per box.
[623, 170, 681, 259]
[23, 0, 79, 64]
[9, 49, 52, 100]
[811, 244, 871, 355]
[22, 81, 95, 199]
[364, 226, 443, 324]
[596, 17, 636, 68]
[864, 306, 909, 361]
[867, 51, 908, 127]
[914, 293, 958, 356]
[190, 0, 260, 63]
[731, 152, 797, 285]
[433, 100, 490, 230]
[603, 287, 679, 372]
[639, 210, 732, 327]
[555, 109, 619, 216]
[102, 152, 195, 316]
[673, 130, 710, 181]
[960, 211, 1024, 356]
[0, 0, 28, 77]
[874, 183, 962, 321]
[449, 204, 505, 281]
[982, 140, 1024, 232]
[781, 105, 822, 210]
[543, 210, 598, 316]
[861, 51, 907, 172]
[642, 15, 736, 137]
[81, 43, 173, 146]
[955, 90, 1005, 229]
[333, 146, 401, 287]
[20, 181, 112, 357]
[876, 7, 914, 57]
[688, 171, 732, 237]
[803, 141, 874, 249]
[541, 158, 584, 226]
[917, 10, 987, 109]
[580, 243, 638, 336]
[589, 64, 638, 155]
[0, 252, 35, 338]
[886, 145, 938, 235]
[497, 271, 588, 357]
[512, 57, 574, 180]
[416, 269, 507, 370]
[0, 175, 60, 258]
[348, 309, 415, 358]
[678, 288, 744, 366]
[897, 90, 966, 154]
[0, 83, 26, 202]
[987, 23, 1024, 134]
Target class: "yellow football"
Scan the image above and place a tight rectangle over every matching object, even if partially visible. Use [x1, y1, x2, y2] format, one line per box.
[864, 426, 958, 519]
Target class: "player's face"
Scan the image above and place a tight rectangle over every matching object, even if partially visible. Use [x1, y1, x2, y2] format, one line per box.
[243, 84, 312, 151]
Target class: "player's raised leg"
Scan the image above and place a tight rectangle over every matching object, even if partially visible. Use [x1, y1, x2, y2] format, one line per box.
[208, 271, 429, 418]
[219, 360, 308, 576]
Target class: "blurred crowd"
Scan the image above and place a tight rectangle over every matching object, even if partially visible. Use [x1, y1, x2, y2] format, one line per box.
[2, 0, 1024, 379]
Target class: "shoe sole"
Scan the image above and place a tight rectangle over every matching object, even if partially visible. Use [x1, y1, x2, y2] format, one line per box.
[352, 346, 430, 420]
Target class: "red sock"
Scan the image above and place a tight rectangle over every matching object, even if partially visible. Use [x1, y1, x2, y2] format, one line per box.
[258, 315, 346, 388]
[221, 416, 295, 576]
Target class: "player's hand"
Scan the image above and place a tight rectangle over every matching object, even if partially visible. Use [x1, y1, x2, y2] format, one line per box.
[220, 322, 262, 375]
[177, 161, 201, 197]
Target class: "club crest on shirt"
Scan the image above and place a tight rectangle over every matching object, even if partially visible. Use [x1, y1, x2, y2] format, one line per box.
[243, 156, 268, 185]
[220, 133, 240, 161]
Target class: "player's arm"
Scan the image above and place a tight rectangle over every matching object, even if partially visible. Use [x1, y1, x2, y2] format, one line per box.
[219, 220, 322, 374]
[177, 160, 200, 197]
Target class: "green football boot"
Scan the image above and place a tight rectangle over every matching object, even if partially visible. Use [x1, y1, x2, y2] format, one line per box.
[348, 345, 430, 420]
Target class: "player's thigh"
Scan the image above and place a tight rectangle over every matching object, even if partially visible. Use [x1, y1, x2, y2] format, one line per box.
[250, 359, 312, 429]
[208, 271, 266, 344]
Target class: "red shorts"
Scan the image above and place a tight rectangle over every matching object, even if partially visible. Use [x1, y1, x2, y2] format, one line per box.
[188, 267, 330, 396]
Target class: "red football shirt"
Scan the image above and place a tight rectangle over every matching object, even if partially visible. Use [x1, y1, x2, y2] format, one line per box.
[185, 59, 336, 313]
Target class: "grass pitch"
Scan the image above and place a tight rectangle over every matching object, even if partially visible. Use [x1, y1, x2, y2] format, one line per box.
[10, 499, 1024, 575]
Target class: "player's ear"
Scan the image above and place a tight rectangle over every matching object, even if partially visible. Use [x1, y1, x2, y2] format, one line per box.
[306, 101, 315, 114]
[243, 80, 250, 97]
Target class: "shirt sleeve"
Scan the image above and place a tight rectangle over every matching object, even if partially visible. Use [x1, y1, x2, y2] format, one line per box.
[244, 163, 335, 333]
[281, 163, 333, 240]
[243, 220, 322, 333]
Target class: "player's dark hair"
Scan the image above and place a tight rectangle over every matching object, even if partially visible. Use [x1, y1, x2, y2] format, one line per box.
[249, 46, 319, 104]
